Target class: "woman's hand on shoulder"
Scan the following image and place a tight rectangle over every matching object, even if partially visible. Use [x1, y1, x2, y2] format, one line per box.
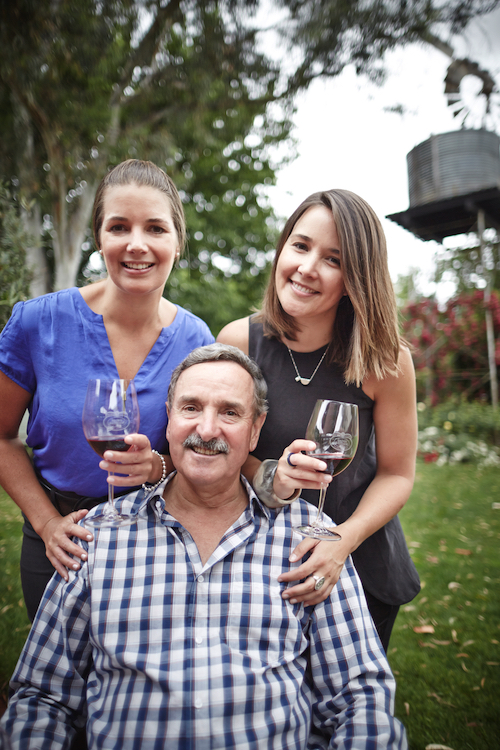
[278, 532, 351, 605]
[40, 511, 93, 581]
[216, 317, 249, 355]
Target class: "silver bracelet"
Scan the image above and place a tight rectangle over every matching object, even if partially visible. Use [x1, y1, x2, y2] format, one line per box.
[252, 459, 300, 509]
[142, 450, 167, 492]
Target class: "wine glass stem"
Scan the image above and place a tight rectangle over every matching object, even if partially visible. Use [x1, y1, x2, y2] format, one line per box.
[107, 471, 116, 514]
[315, 485, 327, 525]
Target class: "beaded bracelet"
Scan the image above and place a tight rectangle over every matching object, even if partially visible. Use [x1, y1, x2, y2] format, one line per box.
[142, 450, 167, 493]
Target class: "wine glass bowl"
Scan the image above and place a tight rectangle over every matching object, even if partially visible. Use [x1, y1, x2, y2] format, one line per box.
[82, 379, 140, 527]
[294, 399, 359, 541]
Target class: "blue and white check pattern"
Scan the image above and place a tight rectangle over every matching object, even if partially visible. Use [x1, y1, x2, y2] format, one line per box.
[3, 476, 407, 750]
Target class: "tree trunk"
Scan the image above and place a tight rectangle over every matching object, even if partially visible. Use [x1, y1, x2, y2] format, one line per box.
[14, 95, 50, 297]
[22, 203, 49, 298]
[53, 180, 98, 291]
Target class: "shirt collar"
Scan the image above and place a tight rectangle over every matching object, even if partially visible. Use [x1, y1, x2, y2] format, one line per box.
[132, 471, 272, 523]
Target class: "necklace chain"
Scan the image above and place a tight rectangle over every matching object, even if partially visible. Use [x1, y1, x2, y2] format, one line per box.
[287, 345, 329, 386]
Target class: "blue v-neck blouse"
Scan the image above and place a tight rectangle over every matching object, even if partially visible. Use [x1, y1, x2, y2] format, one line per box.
[0, 288, 214, 496]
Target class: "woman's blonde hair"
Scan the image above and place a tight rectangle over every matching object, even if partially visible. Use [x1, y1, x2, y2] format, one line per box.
[257, 189, 401, 385]
[92, 159, 186, 253]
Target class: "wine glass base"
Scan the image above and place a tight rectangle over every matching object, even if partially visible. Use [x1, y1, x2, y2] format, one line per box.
[293, 524, 341, 541]
[83, 512, 137, 528]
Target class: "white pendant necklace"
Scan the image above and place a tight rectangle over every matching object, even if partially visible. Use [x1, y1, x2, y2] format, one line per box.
[287, 345, 329, 386]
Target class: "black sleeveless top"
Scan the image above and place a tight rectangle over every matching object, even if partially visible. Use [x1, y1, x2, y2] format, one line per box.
[249, 318, 420, 605]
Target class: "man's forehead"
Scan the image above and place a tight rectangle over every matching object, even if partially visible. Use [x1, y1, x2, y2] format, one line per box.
[174, 361, 253, 404]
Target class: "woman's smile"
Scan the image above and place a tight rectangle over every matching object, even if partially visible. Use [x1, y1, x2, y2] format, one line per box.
[290, 279, 319, 296]
[121, 261, 155, 271]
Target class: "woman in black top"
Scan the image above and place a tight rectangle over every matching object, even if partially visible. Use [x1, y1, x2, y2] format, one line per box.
[218, 189, 419, 649]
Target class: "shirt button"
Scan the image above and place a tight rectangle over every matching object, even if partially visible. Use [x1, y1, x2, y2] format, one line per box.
[197, 575, 204, 583]
[194, 699, 203, 709]
[195, 636, 203, 645]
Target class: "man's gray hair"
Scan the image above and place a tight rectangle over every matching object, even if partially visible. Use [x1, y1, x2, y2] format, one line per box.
[168, 343, 268, 420]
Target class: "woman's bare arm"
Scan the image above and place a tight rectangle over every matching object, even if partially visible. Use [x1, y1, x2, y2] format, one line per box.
[0, 371, 92, 580]
[277, 348, 418, 605]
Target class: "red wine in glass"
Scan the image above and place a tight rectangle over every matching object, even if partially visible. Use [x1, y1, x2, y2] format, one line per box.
[314, 452, 355, 478]
[87, 438, 129, 457]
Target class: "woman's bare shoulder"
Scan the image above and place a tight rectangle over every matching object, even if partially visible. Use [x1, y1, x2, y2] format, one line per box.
[363, 345, 415, 401]
[216, 317, 250, 354]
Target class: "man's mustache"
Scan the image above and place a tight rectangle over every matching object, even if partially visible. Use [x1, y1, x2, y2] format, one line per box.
[183, 433, 229, 454]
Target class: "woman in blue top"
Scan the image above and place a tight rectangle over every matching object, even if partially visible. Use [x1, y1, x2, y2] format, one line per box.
[0, 159, 213, 620]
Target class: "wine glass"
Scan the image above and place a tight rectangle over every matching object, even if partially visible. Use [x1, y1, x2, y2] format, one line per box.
[294, 399, 358, 541]
[82, 378, 140, 527]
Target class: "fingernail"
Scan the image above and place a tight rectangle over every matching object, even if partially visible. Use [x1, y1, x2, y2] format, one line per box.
[289, 553, 298, 562]
[86, 535, 93, 541]
[282, 592, 289, 599]
[81, 553, 87, 561]
[289, 598, 297, 604]
[72, 563, 80, 570]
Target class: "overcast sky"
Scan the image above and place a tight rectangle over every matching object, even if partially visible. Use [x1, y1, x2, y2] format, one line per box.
[265, 5, 500, 299]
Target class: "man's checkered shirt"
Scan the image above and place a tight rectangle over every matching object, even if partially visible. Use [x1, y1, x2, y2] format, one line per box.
[3, 477, 407, 749]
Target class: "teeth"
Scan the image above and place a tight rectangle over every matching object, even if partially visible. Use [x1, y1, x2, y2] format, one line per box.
[291, 281, 317, 294]
[192, 447, 218, 456]
[123, 262, 153, 270]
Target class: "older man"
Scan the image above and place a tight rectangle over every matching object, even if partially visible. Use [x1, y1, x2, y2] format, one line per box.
[2, 344, 407, 749]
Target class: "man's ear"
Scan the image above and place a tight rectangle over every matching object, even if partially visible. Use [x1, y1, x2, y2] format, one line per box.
[249, 413, 266, 453]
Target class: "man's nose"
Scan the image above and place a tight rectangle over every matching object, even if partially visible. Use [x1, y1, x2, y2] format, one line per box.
[195, 410, 220, 441]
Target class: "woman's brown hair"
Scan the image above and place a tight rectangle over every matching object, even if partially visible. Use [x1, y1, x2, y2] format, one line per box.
[92, 159, 186, 253]
[256, 189, 402, 385]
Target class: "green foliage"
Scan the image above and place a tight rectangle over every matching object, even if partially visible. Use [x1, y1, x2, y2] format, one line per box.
[0, 187, 33, 330]
[417, 399, 500, 445]
[392, 462, 500, 749]
[0, 0, 290, 293]
[165, 263, 270, 336]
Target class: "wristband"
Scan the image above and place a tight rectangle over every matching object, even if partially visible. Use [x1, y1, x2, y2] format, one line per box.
[252, 459, 300, 509]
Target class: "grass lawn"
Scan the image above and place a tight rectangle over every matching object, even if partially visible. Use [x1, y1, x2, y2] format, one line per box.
[0, 495, 30, 709]
[0, 462, 499, 747]
[391, 462, 500, 749]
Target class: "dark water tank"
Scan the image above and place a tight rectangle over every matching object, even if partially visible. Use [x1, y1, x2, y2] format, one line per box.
[407, 128, 500, 207]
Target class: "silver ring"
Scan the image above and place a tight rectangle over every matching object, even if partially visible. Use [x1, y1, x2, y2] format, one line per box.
[287, 452, 296, 467]
[312, 575, 325, 591]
